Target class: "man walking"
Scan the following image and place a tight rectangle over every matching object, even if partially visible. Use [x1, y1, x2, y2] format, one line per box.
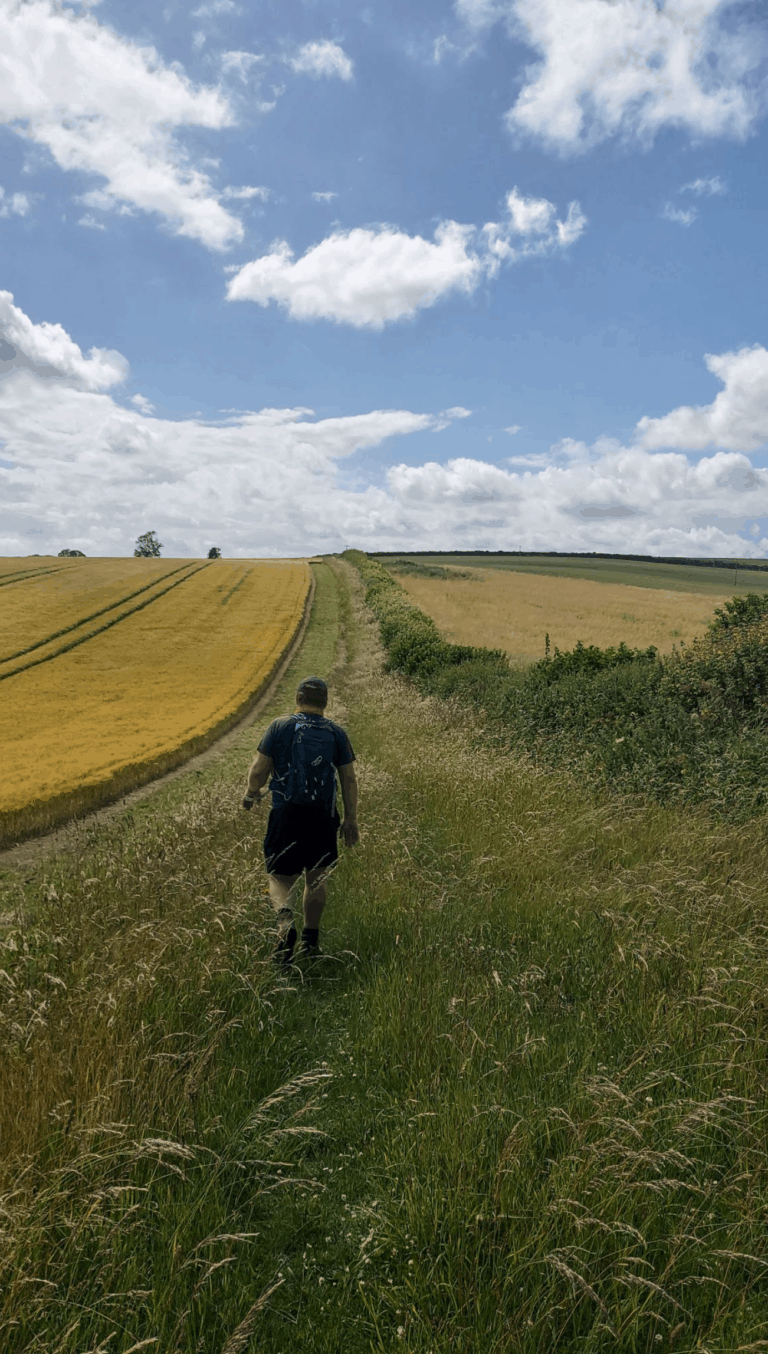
[242, 676, 358, 964]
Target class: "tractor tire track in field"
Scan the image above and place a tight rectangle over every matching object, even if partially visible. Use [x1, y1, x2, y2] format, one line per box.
[0, 562, 211, 684]
[0, 561, 199, 666]
[0, 565, 318, 874]
[0, 565, 66, 589]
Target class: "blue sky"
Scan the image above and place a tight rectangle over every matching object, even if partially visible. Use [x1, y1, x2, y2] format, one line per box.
[1, 0, 768, 558]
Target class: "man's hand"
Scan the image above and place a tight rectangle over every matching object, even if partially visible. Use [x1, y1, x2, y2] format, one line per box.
[341, 819, 359, 848]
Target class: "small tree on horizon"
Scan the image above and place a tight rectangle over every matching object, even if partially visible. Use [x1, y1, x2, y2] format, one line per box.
[208, 546, 222, 559]
[58, 548, 86, 557]
[134, 531, 163, 558]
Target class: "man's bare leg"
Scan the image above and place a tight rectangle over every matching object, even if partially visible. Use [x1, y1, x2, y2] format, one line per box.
[269, 872, 301, 933]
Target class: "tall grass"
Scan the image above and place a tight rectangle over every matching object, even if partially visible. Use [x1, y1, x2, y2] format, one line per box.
[2, 556, 768, 1351]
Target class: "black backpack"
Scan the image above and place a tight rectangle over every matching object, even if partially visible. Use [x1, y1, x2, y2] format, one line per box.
[285, 715, 337, 811]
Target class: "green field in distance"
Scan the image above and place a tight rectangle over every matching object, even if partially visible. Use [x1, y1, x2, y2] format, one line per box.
[370, 553, 768, 596]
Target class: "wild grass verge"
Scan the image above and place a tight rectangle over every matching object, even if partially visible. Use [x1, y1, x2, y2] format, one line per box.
[2, 557, 768, 1351]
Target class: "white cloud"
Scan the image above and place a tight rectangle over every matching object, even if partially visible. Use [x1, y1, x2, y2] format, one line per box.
[221, 184, 270, 201]
[681, 175, 727, 195]
[0, 0, 243, 250]
[383, 443, 768, 556]
[220, 50, 264, 79]
[78, 188, 134, 216]
[191, 1, 241, 16]
[482, 188, 587, 264]
[287, 40, 354, 81]
[5, 296, 765, 560]
[0, 290, 128, 390]
[226, 188, 586, 327]
[312, 190, 338, 203]
[227, 222, 483, 327]
[662, 201, 697, 226]
[0, 377, 465, 556]
[457, 0, 507, 26]
[505, 424, 521, 434]
[78, 212, 106, 230]
[456, 0, 766, 152]
[432, 33, 469, 63]
[2, 367, 767, 560]
[0, 187, 29, 218]
[192, 29, 206, 50]
[637, 345, 768, 452]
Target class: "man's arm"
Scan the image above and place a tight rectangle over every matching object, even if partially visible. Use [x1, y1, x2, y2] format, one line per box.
[242, 750, 273, 810]
[338, 761, 359, 846]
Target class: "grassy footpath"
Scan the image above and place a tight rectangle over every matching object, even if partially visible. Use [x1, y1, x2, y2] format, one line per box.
[2, 558, 768, 1352]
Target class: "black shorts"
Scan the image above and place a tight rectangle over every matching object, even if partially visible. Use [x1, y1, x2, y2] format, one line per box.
[263, 804, 340, 877]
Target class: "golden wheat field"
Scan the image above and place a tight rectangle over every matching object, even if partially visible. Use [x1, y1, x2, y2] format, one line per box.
[396, 567, 736, 662]
[0, 557, 310, 834]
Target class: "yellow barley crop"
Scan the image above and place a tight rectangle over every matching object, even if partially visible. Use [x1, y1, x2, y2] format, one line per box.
[0, 556, 183, 663]
[396, 567, 736, 662]
[0, 558, 310, 838]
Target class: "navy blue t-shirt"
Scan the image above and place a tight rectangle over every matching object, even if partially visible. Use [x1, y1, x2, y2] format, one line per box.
[258, 712, 355, 815]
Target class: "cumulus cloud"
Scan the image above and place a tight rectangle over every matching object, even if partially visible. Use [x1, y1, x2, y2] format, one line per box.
[0, 187, 29, 218]
[0, 0, 242, 250]
[2, 356, 767, 559]
[0, 377, 466, 556]
[227, 221, 483, 327]
[455, 0, 767, 152]
[287, 40, 353, 81]
[226, 187, 586, 327]
[4, 296, 766, 559]
[637, 345, 768, 452]
[0, 290, 128, 390]
[384, 443, 768, 555]
[0, 291, 477, 556]
[312, 190, 338, 203]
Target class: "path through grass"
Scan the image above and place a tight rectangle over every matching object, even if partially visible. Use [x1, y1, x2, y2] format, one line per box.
[2, 559, 768, 1352]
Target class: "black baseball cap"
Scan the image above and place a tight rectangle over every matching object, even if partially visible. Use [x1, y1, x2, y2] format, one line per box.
[296, 676, 328, 703]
